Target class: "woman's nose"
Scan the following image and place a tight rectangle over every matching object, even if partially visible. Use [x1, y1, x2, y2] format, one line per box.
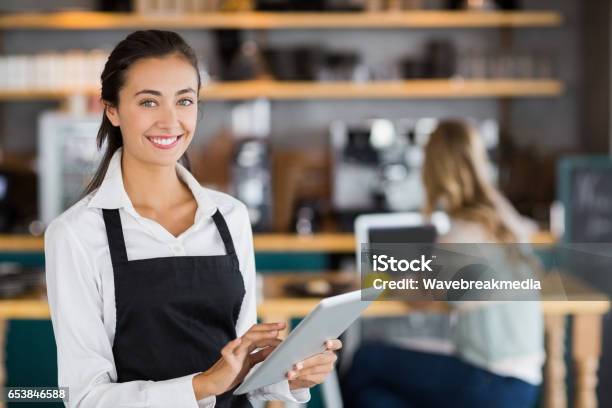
[156, 105, 179, 129]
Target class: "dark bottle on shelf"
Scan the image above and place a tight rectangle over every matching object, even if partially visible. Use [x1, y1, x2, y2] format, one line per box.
[255, 0, 326, 11]
[423, 40, 457, 78]
[446, 0, 520, 10]
[98, 0, 133, 11]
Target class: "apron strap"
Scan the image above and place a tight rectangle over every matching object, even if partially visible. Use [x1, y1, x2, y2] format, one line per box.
[102, 208, 238, 267]
[211, 210, 237, 257]
[102, 209, 129, 266]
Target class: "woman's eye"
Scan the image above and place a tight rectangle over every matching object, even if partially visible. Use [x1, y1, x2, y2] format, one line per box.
[178, 98, 194, 106]
[140, 100, 157, 108]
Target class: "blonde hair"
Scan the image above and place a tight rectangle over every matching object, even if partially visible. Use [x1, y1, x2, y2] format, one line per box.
[422, 120, 517, 243]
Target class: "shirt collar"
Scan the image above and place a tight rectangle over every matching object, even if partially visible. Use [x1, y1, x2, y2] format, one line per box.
[87, 147, 218, 220]
[87, 147, 132, 210]
[176, 159, 219, 221]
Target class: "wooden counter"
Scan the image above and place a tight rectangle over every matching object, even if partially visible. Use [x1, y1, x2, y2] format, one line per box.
[258, 272, 608, 408]
[0, 271, 606, 408]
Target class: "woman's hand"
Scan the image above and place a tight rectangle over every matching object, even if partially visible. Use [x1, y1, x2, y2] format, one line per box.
[194, 322, 285, 399]
[287, 339, 342, 390]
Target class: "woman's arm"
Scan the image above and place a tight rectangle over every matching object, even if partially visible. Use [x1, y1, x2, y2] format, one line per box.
[45, 217, 209, 408]
[231, 203, 310, 404]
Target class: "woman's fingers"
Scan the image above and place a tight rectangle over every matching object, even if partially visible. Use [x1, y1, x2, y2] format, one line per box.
[222, 338, 242, 356]
[289, 362, 335, 378]
[288, 379, 314, 389]
[249, 345, 277, 365]
[245, 337, 282, 354]
[288, 352, 336, 379]
[293, 350, 337, 371]
[221, 338, 242, 370]
[287, 350, 337, 385]
[324, 339, 342, 351]
[288, 372, 327, 385]
[248, 322, 286, 332]
[284, 340, 341, 389]
[235, 331, 282, 356]
[233, 322, 286, 355]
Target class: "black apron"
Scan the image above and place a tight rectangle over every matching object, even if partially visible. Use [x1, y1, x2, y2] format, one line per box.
[102, 208, 251, 407]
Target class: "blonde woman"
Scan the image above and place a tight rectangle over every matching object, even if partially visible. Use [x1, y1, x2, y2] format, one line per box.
[343, 120, 543, 408]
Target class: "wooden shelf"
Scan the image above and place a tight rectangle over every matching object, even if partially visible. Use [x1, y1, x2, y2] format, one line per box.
[531, 230, 557, 245]
[0, 80, 564, 101]
[254, 233, 355, 252]
[0, 231, 556, 253]
[0, 235, 44, 252]
[0, 89, 91, 101]
[0, 11, 562, 30]
[0, 234, 355, 253]
[0, 297, 50, 319]
[202, 79, 564, 100]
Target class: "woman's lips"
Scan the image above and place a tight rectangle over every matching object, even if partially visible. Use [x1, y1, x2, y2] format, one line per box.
[145, 135, 183, 150]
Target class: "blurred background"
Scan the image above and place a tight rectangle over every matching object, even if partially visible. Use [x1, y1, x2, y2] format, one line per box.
[0, 0, 610, 407]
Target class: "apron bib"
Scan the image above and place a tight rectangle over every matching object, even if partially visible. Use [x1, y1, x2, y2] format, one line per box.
[102, 208, 251, 407]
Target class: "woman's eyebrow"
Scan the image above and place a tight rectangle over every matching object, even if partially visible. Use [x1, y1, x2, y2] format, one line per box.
[133, 88, 196, 97]
[176, 87, 196, 95]
[134, 89, 161, 97]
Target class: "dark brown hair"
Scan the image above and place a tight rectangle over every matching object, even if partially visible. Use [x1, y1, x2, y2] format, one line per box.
[82, 30, 200, 197]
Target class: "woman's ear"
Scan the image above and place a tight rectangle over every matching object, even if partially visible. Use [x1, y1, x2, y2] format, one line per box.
[104, 103, 120, 127]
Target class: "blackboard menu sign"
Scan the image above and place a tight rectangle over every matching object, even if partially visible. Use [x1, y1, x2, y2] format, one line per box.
[559, 156, 612, 242]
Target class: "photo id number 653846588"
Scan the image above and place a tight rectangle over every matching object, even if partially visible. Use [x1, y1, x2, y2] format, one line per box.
[4, 387, 68, 402]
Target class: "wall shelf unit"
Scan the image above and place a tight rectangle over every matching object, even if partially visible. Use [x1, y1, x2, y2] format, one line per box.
[200, 79, 564, 100]
[0, 11, 562, 31]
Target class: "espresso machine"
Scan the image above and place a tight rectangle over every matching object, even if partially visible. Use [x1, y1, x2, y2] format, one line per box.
[232, 138, 272, 232]
[330, 119, 409, 230]
[330, 117, 499, 231]
[229, 99, 273, 232]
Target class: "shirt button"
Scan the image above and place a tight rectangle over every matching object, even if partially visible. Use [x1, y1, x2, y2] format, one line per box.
[171, 244, 184, 255]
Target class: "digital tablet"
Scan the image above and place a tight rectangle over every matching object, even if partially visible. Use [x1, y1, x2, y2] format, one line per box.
[233, 287, 381, 395]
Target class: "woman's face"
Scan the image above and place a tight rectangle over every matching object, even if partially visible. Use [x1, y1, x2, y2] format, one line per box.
[105, 54, 199, 168]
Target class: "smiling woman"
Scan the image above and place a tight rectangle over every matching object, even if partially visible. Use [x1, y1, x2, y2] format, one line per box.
[83, 31, 200, 197]
[44, 30, 341, 408]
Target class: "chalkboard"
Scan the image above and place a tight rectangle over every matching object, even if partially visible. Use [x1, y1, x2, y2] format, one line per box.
[558, 156, 612, 242]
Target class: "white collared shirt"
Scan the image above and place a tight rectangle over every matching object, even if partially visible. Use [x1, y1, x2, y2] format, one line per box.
[44, 148, 310, 408]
